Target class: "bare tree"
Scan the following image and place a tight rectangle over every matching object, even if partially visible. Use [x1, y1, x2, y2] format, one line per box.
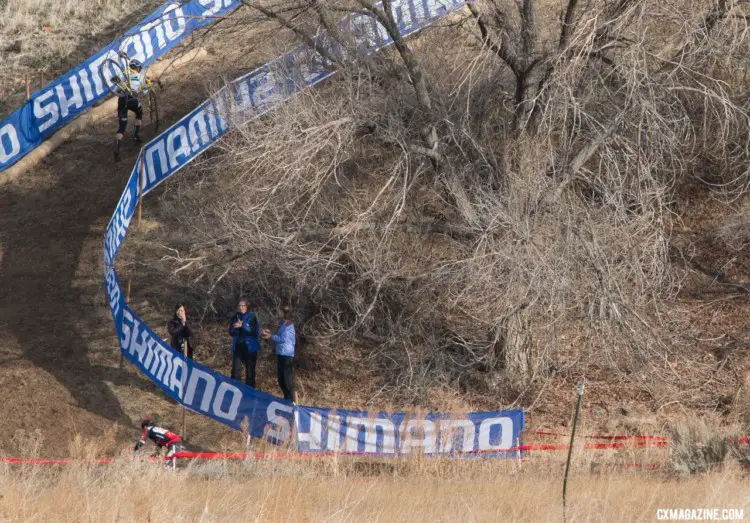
[141, 0, 750, 406]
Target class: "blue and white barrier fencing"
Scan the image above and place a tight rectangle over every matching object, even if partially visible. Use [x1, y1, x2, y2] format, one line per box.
[0, 0, 241, 172]
[103, 0, 525, 457]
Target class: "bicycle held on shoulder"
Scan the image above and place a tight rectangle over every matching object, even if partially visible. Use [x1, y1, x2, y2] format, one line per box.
[99, 51, 159, 133]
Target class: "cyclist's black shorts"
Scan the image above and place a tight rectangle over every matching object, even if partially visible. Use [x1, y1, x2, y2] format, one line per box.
[117, 96, 143, 122]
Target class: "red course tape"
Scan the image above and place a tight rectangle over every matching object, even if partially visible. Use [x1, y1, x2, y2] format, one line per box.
[532, 430, 668, 441]
[0, 433, 745, 465]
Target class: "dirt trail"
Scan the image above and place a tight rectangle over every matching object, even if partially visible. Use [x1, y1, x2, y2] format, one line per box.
[0, 114, 143, 455]
[1, 14, 748, 459]
[0, 50, 251, 457]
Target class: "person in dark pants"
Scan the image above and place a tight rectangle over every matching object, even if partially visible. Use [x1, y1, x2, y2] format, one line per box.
[167, 302, 194, 359]
[229, 297, 260, 387]
[112, 58, 151, 162]
[261, 305, 296, 402]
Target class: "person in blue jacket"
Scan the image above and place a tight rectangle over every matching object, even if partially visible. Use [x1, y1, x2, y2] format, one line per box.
[228, 297, 261, 387]
[261, 305, 296, 402]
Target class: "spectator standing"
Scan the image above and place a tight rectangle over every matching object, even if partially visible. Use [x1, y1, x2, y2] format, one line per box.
[229, 298, 261, 387]
[261, 306, 296, 402]
[168, 302, 194, 360]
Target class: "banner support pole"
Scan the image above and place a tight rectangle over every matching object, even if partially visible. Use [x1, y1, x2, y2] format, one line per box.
[137, 154, 145, 225]
[516, 437, 522, 470]
[25, 74, 30, 100]
[182, 342, 187, 439]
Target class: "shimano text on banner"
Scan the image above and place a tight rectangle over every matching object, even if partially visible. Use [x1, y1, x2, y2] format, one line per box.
[101, 0, 523, 457]
[295, 407, 524, 456]
[0, 0, 241, 172]
[139, 0, 467, 195]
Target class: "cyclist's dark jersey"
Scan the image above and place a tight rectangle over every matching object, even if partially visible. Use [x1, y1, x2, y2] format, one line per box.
[140, 426, 182, 448]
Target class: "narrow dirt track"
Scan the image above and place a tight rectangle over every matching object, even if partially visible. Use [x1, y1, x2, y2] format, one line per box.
[0, 55, 243, 457]
[0, 115, 142, 454]
[2, 15, 748, 460]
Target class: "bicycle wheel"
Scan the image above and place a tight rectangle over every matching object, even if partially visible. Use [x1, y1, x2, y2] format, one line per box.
[100, 57, 130, 97]
[148, 90, 159, 133]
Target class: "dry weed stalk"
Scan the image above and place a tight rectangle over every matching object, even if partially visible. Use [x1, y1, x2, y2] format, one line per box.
[667, 417, 732, 475]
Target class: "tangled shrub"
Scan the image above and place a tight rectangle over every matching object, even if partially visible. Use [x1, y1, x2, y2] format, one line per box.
[154, 0, 750, 404]
[668, 420, 730, 476]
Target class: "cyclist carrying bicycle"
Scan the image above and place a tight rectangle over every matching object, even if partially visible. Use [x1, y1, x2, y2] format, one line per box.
[112, 57, 152, 162]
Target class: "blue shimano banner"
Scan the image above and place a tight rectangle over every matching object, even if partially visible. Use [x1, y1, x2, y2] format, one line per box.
[295, 407, 524, 456]
[105, 262, 296, 444]
[100, 0, 524, 457]
[104, 155, 141, 267]
[106, 240, 522, 453]
[0, 0, 241, 172]
[139, 0, 467, 195]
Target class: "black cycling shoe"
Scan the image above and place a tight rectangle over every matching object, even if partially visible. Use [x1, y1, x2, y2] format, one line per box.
[114, 150, 121, 162]
[132, 135, 142, 143]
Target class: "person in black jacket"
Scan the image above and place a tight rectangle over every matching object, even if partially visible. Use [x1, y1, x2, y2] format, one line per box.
[228, 297, 261, 387]
[168, 302, 194, 360]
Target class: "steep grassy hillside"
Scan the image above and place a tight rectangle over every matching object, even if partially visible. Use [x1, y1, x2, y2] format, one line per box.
[0, 0, 162, 117]
[119, 0, 750, 434]
[0, 0, 748, 463]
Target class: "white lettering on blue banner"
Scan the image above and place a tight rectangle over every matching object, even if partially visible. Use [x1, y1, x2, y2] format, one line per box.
[100, 0, 523, 457]
[0, 124, 20, 163]
[294, 408, 522, 456]
[114, 303, 293, 437]
[103, 163, 139, 267]
[0, 0, 242, 172]
[139, 0, 467, 195]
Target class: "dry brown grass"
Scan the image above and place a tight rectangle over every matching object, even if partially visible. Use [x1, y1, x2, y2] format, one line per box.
[0, 0, 158, 115]
[1, 0, 150, 33]
[0, 0, 156, 61]
[2, 419, 746, 522]
[0, 453, 747, 522]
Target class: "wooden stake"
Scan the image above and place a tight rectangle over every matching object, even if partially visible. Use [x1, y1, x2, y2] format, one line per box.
[125, 279, 132, 303]
[137, 157, 145, 226]
[119, 278, 132, 369]
[39, 71, 44, 89]
[516, 437, 522, 470]
[25, 74, 30, 100]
